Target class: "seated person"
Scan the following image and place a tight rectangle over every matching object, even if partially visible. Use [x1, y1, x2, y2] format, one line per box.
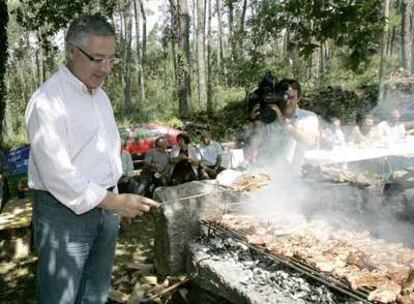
[377, 109, 406, 144]
[197, 130, 224, 179]
[320, 117, 346, 149]
[351, 115, 381, 146]
[170, 133, 200, 185]
[138, 136, 171, 196]
[118, 137, 140, 194]
[17, 179, 29, 199]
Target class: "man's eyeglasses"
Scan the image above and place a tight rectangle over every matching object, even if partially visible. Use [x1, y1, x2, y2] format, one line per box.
[73, 45, 121, 65]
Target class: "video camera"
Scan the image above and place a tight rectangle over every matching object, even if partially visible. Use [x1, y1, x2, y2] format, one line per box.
[247, 71, 289, 124]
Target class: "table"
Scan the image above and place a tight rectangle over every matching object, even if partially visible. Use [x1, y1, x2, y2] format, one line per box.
[221, 149, 245, 169]
[304, 137, 414, 175]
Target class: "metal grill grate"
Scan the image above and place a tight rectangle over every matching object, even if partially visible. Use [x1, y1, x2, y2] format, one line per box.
[200, 219, 374, 304]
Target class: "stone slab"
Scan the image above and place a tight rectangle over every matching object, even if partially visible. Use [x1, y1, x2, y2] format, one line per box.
[153, 181, 244, 276]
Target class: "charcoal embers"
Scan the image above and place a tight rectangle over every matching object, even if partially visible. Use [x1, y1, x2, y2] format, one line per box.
[191, 236, 363, 304]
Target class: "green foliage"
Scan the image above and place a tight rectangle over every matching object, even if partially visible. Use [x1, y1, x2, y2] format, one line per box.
[212, 85, 246, 110]
[302, 85, 378, 124]
[14, 0, 115, 37]
[190, 97, 247, 142]
[250, 0, 384, 71]
[2, 129, 27, 151]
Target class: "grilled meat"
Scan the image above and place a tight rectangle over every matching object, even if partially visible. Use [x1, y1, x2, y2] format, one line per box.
[214, 214, 414, 303]
[367, 280, 402, 303]
[230, 172, 271, 192]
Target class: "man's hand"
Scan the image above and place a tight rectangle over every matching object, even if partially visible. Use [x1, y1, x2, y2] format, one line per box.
[269, 104, 287, 123]
[100, 193, 160, 218]
[178, 154, 189, 161]
[250, 104, 261, 121]
[202, 166, 217, 178]
[189, 158, 199, 166]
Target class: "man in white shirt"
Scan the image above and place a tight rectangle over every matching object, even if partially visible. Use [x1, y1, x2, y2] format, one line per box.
[25, 15, 158, 304]
[377, 109, 406, 144]
[246, 78, 319, 174]
[198, 130, 224, 179]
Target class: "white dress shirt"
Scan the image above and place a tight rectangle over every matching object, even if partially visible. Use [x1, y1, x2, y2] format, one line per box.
[258, 108, 319, 170]
[377, 120, 406, 143]
[25, 64, 122, 215]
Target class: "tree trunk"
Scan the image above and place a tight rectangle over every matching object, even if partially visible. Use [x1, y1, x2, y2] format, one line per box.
[238, 0, 247, 58]
[378, 0, 390, 104]
[284, 29, 296, 78]
[124, 0, 133, 107]
[140, 0, 147, 67]
[196, 0, 207, 108]
[324, 42, 330, 78]
[319, 44, 325, 86]
[216, 0, 225, 82]
[177, 0, 191, 117]
[0, 0, 8, 143]
[207, 0, 213, 113]
[410, 0, 414, 75]
[401, 0, 412, 73]
[139, 0, 146, 102]
[227, 0, 237, 66]
[35, 36, 42, 86]
[133, 0, 144, 104]
[169, 0, 178, 82]
[118, 10, 126, 85]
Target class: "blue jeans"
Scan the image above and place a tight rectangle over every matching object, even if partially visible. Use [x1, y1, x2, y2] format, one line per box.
[32, 190, 120, 304]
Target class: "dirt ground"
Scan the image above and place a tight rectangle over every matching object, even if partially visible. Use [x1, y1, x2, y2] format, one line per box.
[0, 199, 181, 304]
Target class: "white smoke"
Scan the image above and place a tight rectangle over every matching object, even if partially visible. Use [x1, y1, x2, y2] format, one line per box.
[238, 109, 414, 248]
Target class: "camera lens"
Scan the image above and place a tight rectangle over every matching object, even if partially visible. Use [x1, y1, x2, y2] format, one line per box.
[260, 105, 277, 124]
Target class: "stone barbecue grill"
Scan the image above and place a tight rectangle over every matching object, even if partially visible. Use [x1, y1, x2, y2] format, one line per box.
[152, 180, 411, 304]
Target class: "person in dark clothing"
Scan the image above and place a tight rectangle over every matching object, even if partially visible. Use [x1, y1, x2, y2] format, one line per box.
[138, 136, 171, 196]
[118, 136, 139, 194]
[170, 133, 200, 185]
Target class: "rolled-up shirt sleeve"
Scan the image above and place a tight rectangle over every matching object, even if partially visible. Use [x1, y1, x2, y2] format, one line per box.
[26, 94, 107, 215]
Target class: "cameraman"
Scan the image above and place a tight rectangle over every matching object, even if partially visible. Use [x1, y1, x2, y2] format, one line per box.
[245, 76, 319, 173]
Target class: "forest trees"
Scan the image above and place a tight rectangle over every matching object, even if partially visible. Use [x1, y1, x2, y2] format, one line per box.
[3, 0, 414, 145]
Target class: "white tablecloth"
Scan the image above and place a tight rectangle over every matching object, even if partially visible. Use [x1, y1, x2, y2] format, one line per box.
[305, 136, 414, 166]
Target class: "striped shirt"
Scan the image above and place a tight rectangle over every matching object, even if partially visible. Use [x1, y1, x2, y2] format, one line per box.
[25, 64, 122, 215]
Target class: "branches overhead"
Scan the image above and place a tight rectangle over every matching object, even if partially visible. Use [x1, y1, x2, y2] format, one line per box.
[250, 0, 385, 71]
[13, 0, 115, 38]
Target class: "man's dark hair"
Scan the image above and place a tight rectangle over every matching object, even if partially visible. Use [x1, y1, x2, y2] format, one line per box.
[177, 133, 191, 144]
[65, 14, 115, 49]
[155, 136, 166, 147]
[357, 114, 375, 126]
[277, 78, 302, 97]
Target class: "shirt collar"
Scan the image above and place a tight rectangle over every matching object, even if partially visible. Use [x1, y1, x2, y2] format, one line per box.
[59, 63, 101, 96]
[289, 106, 300, 120]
